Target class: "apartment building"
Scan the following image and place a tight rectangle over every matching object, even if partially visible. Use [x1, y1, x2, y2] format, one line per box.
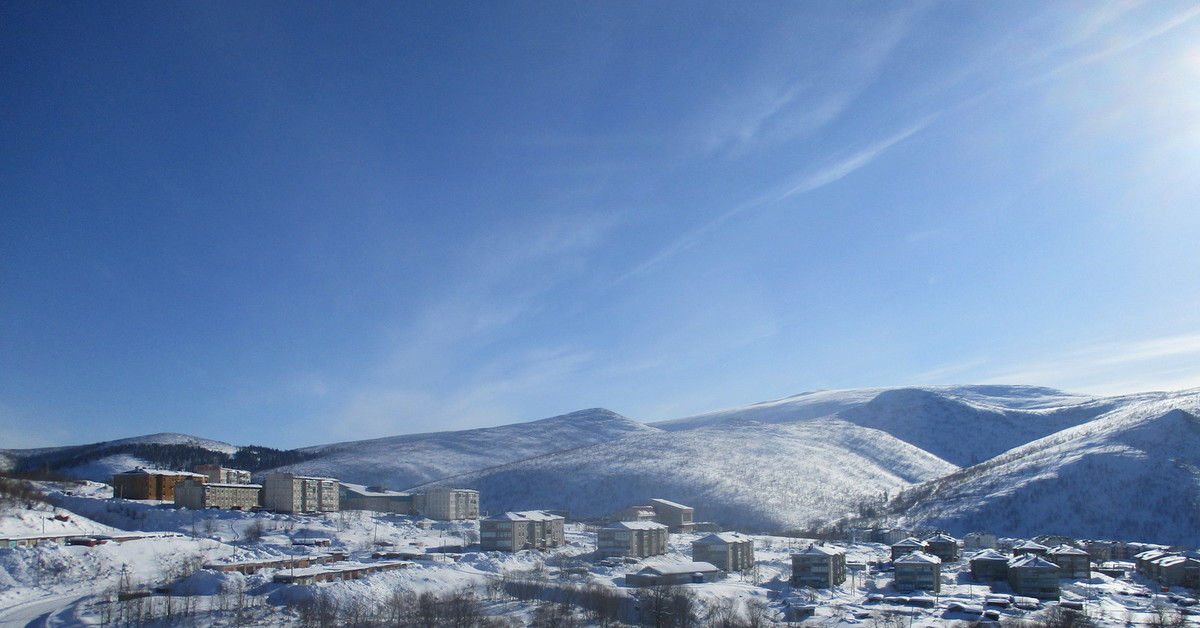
[174, 479, 261, 510]
[262, 473, 339, 513]
[480, 511, 565, 552]
[692, 532, 756, 572]
[420, 487, 480, 520]
[596, 521, 668, 558]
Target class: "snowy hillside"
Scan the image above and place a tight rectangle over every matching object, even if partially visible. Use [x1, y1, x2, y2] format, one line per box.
[834, 387, 1116, 466]
[653, 385, 1106, 467]
[882, 388, 1200, 545]
[421, 419, 958, 531]
[269, 408, 659, 489]
[3, 433, 241, 482]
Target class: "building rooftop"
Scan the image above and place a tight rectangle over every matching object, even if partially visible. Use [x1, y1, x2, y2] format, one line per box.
[116, 468, 206, 477]
[970, 549, 1009, 562]
[647, 498, 692, 511]
[794, 545, 845, 557]
[605, 520, 668, 531]
[895, 551, 941, 565]
[694, 532, 753, 545]
[639, 561, 719, 576]
[1009, 555, 1059, 569]
[340, 482, 411, 498]
[1049, 545, 1089, 556]
[484, 510, 563, 522]
[893, 537, 928, 548]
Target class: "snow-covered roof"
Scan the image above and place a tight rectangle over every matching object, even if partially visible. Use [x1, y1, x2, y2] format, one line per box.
[1014, 540, 1049, 551]
[895, 551, 941, 565]
[1153, 555, 1186, 567]
[1009, 554, 1058, 569]
[794, 545, 844, 557]
[640, 561, 719, 576]
[647, 498, 691, 511]
[926, 533, 958, 544]
[485, 510, 562, 522]
[694, 532, 752, 545]
[1135, 549, 1168, 561]
[605, 520, 668, 531]
[970, 549, 1009, 562]
[340, 482, 411, 498]
[1049, 545, 1089, 556]
[893, 537, 927, 548]
[116, 468, 206, 477]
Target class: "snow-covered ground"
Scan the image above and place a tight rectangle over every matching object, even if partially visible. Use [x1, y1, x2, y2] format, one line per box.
[3, 483, 1197, 627]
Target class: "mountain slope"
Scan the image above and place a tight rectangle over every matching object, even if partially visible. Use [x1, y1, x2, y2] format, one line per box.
[654, 385, 1107, 467]
[882, 388, 1200, 545]
[3, 433, 242, 481]
[421, 418, 959, 531]
[269, 408, 659, 489]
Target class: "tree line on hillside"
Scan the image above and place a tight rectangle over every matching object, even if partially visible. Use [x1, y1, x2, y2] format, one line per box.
[14, 443, 319, 478]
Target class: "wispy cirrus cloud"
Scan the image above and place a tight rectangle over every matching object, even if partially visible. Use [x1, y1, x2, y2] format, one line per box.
[694, 5, 926, 157]
[980, 332, 1200, 395]
[617, 116, 935, 283]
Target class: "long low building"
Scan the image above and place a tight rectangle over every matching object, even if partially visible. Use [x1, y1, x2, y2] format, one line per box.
[203, 552, 348, 574]
[625, 562, 722, 587]
[339, 483, 414, 514]
[272, 560, 411, 585]
[174, 479, 262, 510]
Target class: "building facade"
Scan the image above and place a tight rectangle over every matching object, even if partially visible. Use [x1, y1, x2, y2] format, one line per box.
[692, 532, 755, 571]
[194, 464, 252, 484]
[420, 487, 480, 520]
[174, 479, 262, 510]
[1048, 545, 1091, 579]
[112, 468, 207, 500]
[625, 562, 721, 587]
[262, 473, 339, 513]
[339, 483, 415, 514]
[891, 537, 928, 561]
[1008, 555, 1060, 599]
[924, 534, 959, 562]
[969, 549, 1010, 582]
[480, 511, 565, 552]
[893, 551, 942, 593]
[647, 498, 694, 532]
[791, 545, 847, 588]
[963, 532, 998, 549]
[597, 521, 668, 558]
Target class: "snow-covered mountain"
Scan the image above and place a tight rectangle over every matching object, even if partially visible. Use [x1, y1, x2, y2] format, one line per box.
[268, 408, 659, 489]
[880, 388, 1200, 545]
[13, 384, 1200, 544]
[655, 385, 1107, 466]
[2, 433, 241, 482]
[417, 418, 958, 531]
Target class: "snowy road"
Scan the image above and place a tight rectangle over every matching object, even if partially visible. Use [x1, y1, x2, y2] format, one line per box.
[0, 592, 90, 628]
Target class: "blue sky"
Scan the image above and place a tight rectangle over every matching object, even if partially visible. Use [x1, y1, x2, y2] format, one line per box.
[4, 1, 1200, 449]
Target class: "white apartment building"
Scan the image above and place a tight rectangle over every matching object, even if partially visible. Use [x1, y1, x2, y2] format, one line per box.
[262, 473, 339, 513]
[421, 487, 480, 520]
[174, 479, 262, 510]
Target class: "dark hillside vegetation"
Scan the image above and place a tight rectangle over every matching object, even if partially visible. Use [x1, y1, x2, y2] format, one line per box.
[13, 443, 318, 477]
